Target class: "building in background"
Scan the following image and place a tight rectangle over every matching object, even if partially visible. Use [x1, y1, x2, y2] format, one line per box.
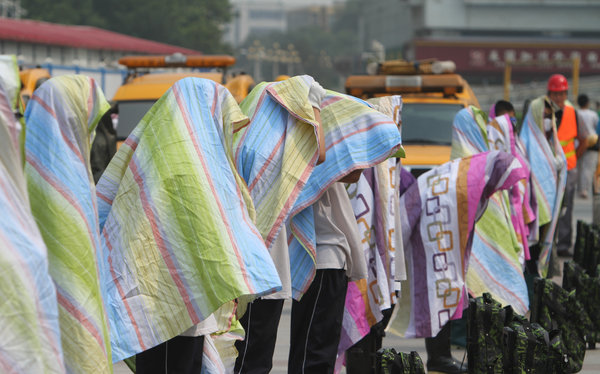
[357, 0, 413, 60]
[287, 4, 340, 32]
[0, 18, 199, 68]
[0, 17, 200, 97]
[223, 0, 288, 49]
[413, 37, 600, 84]
[224, 0, 341, 48]
[408, 0, 599, 41]
[358, 0, 600, 83]
[227, 0, 600, 83]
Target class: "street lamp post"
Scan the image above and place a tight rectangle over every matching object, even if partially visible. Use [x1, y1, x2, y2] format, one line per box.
[247, 40, 265, 82]
[287, 44, 300, 76]
[271, 43, 281, 78]
[248, 41, 302, 81]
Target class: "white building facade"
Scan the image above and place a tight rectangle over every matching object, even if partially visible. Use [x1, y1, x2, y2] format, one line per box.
[224, 0, 288, 48]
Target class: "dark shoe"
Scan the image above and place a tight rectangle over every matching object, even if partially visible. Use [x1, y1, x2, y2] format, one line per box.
[427, 356, 467, 374]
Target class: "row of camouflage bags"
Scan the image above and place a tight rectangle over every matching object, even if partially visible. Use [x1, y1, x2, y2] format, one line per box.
[467, 287, 585, 374]
[364, 279, 585, 374]
[376, 349, 425, 374]
[359, 220, 600, 374]
[468, 220, 600, 374]
[358, 278, 588, 374]
[564, 220, 600, 348]
[357, 282, 589, 374]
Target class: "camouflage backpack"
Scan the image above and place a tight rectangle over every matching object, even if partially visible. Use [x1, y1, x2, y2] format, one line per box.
[573, 220, 589, 267]
[376, 348, 425, 374]
[562, 260, 600, 348]
[531, 278, 591, 373]
[573, 220, 600, 276]
[502, 310, 564, 373]
[467, 293, 505, 374]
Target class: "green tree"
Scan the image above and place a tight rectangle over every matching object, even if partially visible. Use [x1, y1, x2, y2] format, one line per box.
[21, 0, 106, 27]
[22, 0, 232, 53]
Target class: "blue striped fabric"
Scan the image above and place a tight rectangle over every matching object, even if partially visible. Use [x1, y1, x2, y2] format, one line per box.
[451, 107, 530, 314]
[236, 76, 402, 299]
[24, 75, 112, 373]
[519, 97, 567, 277]
[96, 77, 281, 360]
[288, 91, 403, 297]
[0, 56, 65, 374]
[25, 75, 282, 369]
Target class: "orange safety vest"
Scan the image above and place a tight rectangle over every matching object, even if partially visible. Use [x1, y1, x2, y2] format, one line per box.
[557, 104, 578, 170]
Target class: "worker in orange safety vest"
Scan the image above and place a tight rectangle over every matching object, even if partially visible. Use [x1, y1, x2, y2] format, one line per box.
[548, 74, 598, 257]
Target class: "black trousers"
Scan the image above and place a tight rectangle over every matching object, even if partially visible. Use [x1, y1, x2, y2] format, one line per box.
[136, 335, 204, 374]
[234, 298, 285, 374]
[288, 269, 348, 374]
[557, 168, 577, 253]
[234, 269, 348, 374]
[424, 322, 452, 361]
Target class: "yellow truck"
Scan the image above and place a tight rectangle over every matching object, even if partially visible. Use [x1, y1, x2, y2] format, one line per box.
[113, 53, 254, 142]
[345, 59, 479, 177]
[19, 67, 51, 108]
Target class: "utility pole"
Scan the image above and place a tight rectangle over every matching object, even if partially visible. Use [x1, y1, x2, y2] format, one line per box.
[247, 40, 265, 82]
[503, 61, 511, 101]
[572, 56, 581, 101]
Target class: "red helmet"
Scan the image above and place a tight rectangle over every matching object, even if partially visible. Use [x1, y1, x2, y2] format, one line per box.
[547, 74, 568, 92]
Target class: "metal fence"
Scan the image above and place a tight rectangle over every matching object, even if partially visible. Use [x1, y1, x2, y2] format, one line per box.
[23, 63, 127, 101]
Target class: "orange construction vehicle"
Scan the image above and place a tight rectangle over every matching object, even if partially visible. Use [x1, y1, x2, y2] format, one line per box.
[19, 67, 51, 108]
[346, 59, 479, 177]
[113, 53, 254, 142]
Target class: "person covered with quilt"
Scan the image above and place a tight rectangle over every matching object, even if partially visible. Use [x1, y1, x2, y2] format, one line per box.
[232, 76, 402, 373]
[544, 75, 597, 259]
[333, 95, 405, 374]
[288, 172, 368, 373]
[451, 106, 534, 315]
[419, 105, 535, 373]
[0, 54, 65, 373]
[24, 74, 282, 373]
[24, 74, 115, 374]
[387, 145, 529, 370]
[518, 83, 580, 277]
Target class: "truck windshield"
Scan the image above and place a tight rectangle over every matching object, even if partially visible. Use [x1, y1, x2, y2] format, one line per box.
[115, 100, 156, 140]
[401, 103, 464, 145]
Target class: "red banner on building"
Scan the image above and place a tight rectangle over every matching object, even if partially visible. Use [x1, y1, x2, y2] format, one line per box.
[414, 39, 600, 75]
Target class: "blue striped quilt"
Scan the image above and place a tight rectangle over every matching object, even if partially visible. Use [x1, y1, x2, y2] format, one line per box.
[0, 55, 65, 374]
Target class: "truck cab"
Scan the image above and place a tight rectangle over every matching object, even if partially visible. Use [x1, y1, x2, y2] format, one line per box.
[19, 67, 51, 108]
[113, 53, 254, 142]
[345, 60, 479, 177]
